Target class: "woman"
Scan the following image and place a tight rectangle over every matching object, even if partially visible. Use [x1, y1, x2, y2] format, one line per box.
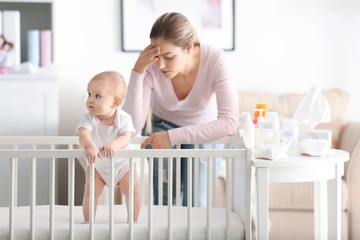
[123, 12, 238, 207]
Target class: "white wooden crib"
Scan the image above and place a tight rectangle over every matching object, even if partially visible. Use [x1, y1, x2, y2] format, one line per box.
[0, 136, 252, 240]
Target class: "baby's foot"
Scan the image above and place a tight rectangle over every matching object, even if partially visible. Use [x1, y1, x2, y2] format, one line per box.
[126, 219, 138, 223]
[83, 220, 89, 224]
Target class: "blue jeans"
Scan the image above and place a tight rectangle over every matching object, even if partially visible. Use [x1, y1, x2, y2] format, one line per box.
[142, 115, 223, 207]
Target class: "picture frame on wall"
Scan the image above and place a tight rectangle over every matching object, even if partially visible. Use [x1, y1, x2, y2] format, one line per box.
[120, 0, 235, 52]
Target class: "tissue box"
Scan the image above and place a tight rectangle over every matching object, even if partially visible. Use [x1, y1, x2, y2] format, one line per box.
[299, 130, 331, 142]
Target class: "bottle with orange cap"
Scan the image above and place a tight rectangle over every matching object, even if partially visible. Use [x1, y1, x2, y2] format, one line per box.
[254, 104, 268, 148]
[253, 103, 268, 125]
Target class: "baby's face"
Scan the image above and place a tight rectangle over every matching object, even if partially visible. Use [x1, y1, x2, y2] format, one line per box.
[86, 78, 117, 118]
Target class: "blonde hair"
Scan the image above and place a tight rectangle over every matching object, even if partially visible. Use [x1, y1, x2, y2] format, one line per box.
[150, 12, 199, 49]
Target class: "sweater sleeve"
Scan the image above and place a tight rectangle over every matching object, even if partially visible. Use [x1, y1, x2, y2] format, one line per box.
[168, 50, 239, 145]
[122, 70, 153, 135]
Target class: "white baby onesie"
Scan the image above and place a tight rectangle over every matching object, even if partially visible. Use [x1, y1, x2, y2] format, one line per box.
[78, 109, 135, 186]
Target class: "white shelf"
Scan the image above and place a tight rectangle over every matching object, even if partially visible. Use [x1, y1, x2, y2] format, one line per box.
[0, 0, 53, 3]
[0, 73, 57, 81]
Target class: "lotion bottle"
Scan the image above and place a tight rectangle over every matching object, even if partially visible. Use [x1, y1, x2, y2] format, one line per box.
[240, 112, 255, 149]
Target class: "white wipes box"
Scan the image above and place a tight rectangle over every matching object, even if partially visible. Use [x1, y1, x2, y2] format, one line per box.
[298, 130, 332, 156]
[299, 130, 332, 142]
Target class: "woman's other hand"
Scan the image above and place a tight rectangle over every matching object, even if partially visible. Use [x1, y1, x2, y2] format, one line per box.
[140, 131, 171, 149]
[133, 43, 160, 73]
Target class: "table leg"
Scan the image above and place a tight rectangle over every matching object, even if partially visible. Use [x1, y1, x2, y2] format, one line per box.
[314, 180, 328, 240]
[256, 167, 269, 240]
[327, 163, 343, 240]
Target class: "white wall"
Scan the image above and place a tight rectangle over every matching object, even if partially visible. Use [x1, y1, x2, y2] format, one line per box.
[55, 0, 360, 136]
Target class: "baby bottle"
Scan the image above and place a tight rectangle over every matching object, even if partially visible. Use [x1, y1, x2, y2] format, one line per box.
[254, 109, 265, 148]
[258, 111, 281, 146]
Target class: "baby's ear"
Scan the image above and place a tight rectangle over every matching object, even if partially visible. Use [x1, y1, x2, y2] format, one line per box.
[112, 97, 123, 108]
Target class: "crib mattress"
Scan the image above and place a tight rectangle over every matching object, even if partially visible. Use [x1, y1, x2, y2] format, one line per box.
[0, 205, 244, 240]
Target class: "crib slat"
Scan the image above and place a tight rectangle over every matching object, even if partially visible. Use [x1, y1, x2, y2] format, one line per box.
[194, 143, 199, 208]
[49, 144, 55, 240]
[140, 157, 145, 205]
[9, 157, 16, 240]
[148, 157, 153, 240]
[30, 148, 36, 240]
[89, 163, 95, 240]
[158, 157, 163, 206]
[206, 157, 212, 240]
[212, 143, 217, 207]
[176, 144, 181, 206]
[129, 158, 134, 240]
[187, 157, 192, 240]
[168, 155, 173, 240]
[13, 144, 18, 208]
[109, 157, 114, 240]
[68, 144, 75, 240]
[226, 157, 232, 240]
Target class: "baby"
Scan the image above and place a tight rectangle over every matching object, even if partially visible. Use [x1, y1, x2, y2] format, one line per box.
[78, 71, 140, 223]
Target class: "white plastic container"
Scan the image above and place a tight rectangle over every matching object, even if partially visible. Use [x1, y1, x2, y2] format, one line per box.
[239, 112, 255, 149]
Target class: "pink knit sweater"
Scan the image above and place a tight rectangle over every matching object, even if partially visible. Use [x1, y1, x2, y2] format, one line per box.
[123, 43, 238, 145]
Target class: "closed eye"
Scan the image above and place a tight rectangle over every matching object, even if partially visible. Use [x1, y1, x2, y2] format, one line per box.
[161, 53, 174, 60]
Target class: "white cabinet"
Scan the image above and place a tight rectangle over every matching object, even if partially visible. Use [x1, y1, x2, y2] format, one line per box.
[0, 76, 58, 136]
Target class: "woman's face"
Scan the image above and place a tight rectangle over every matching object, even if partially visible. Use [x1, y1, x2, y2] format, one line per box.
[151, 38, 189, 79]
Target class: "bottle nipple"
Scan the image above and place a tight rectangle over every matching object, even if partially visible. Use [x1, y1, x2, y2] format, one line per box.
[254, 108, 265, 126]
[253, 104, 268, 124]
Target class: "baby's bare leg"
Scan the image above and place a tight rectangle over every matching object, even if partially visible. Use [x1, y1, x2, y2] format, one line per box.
[119, 168, 141, 222]
[82, 166, 106, 223]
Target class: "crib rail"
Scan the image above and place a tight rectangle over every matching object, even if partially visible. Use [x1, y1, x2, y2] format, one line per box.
[0, 136, 252, 240]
